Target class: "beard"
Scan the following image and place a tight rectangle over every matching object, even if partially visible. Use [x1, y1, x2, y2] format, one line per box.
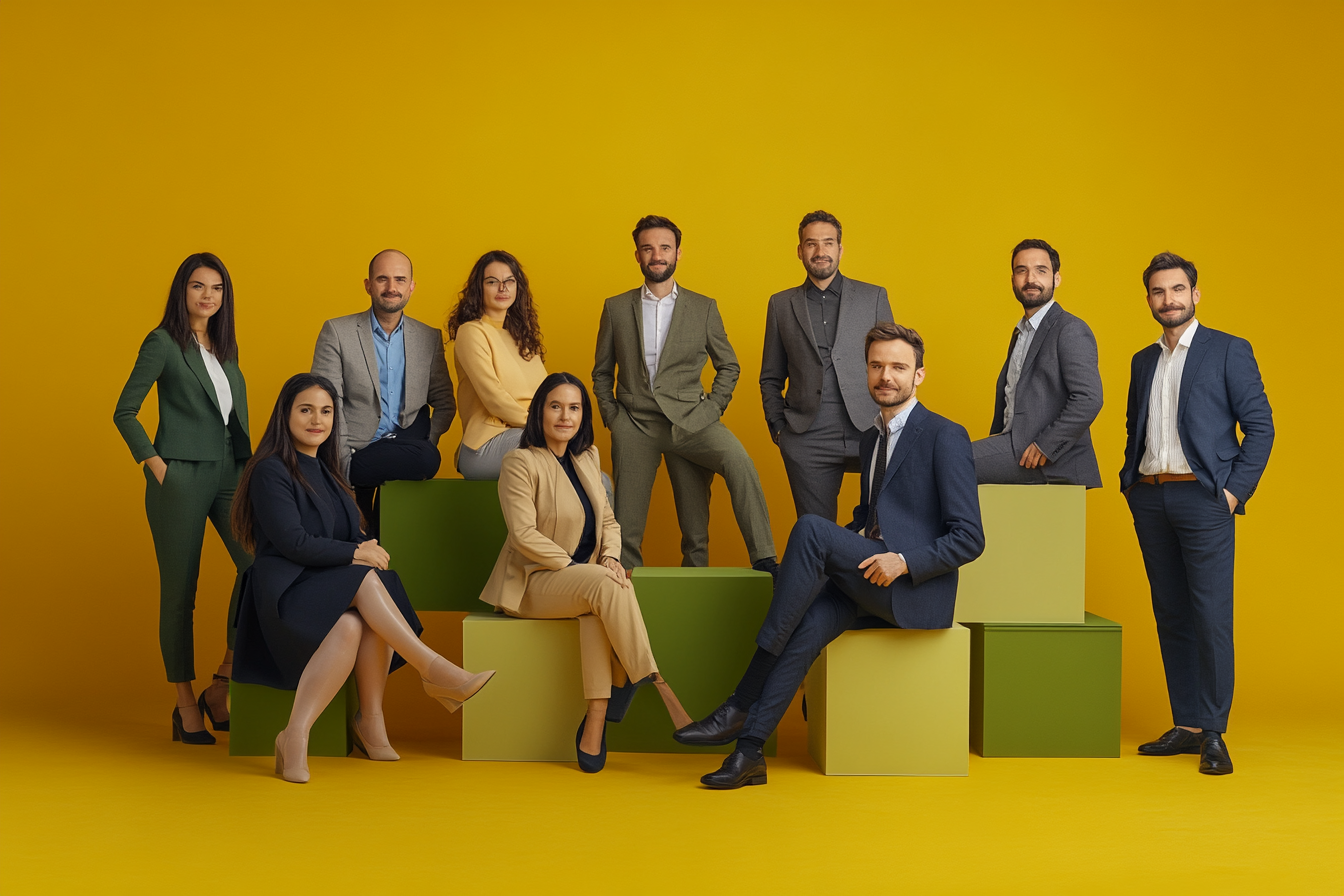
[641, 259, 677, 284]
[804, 254, 837, 280]
[873, 379, 915, 408]
[1151, 303, 1196, 329]
[373, 291, 410, 315]
[1013, 281, 1054, 310]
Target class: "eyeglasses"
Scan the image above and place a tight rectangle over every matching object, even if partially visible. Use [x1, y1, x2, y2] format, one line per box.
[484, 278, 517, 291]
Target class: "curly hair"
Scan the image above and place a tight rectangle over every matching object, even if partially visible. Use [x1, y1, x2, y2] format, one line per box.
[446, 250, 544, 361]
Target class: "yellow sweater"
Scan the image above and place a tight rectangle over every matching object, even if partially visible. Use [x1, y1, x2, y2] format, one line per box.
[454, 318, 549, 452]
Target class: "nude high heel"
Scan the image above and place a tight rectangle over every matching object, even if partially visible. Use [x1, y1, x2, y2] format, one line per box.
[274, 730, 310, 784]
[421, 657, 495, 712]
[351, 712, 399, 761]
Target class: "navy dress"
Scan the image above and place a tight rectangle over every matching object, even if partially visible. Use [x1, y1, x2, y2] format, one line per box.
[233, 454, 422, 690]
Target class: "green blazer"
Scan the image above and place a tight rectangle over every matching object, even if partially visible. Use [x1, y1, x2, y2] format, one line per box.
[114, 328, 251, 463]
[592, 285, 740, 434]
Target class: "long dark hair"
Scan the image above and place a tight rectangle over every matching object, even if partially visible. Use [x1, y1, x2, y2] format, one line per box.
[446, 250, 545, 361]
[231, 373, 354, 552]
[158, 252, 238, 362]
[518, 372, 594, 457]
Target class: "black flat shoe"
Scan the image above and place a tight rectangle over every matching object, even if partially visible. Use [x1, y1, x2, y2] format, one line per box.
[198, 682, 230, 732]
[576, 716, 607, 773]
[1138, 727, 1202, 755]
[172, 706, 216, 746]
[1199, 732, 1234, 775]
[674, 700, 747, 746]
[701, 748, 767, 789]
[606, 675, 654, 723]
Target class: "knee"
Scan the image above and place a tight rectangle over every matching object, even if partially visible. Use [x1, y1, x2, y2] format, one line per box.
[333, 610, 363, 646]
[791, 514, 829, 543]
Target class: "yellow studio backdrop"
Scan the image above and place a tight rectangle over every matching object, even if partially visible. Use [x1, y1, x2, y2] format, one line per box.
[0, 0, 1339, 736]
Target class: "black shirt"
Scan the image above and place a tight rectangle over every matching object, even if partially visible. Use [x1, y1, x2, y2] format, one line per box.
[805, 271, 845, 355]
[557, 451, 597, 564]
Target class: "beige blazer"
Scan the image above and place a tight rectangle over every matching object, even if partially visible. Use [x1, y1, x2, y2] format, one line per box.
[453, 318, 548, 452]
[479, 445, 622, 613]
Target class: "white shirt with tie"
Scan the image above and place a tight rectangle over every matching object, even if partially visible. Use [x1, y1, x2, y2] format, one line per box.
[641, 281, 678, 384]
[1139, 318, 1200, 476]
[864, 399, 917, 565]
[1002, 299, 1055, 432]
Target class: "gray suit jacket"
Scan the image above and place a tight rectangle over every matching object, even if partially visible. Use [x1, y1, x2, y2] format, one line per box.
[592, 286, 738, 434]
[311, 310, 456, 467]
[989, 302, 1103, 487]
[760, 275, 892, 435]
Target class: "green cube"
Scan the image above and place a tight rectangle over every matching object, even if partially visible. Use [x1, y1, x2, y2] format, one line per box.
[227, 678, 356, 757]
[967, 612, 1121, 757]
[379, 479, 508, 612]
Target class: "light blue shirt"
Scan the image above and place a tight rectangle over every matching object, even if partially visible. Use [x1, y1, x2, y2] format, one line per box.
[370, 309, 406, 440]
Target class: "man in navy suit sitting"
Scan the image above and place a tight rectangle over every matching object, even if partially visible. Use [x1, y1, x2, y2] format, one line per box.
[675, 322, 985, 788]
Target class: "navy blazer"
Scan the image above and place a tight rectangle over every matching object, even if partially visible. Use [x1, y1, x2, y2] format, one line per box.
[847, 402, 985, 629]
[1120, 324, 1274, 513]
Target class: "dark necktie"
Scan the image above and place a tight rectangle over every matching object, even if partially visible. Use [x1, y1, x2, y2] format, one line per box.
[866, 426, 889, 540]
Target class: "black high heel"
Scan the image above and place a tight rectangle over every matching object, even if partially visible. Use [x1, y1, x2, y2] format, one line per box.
[198, 679, 230, 732]
[172, 706, 216, 745]
[606, 674, 654, 723]
[576, 716, 607, 773]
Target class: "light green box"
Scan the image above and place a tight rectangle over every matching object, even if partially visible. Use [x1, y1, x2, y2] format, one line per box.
[228, 679, 355, 757]
[807, 626, 969, 776]
[955, 484, 1085, 624]
[380, 479, 508, 612]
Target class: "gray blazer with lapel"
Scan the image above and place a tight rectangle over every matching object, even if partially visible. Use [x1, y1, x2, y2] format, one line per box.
[311, 310, 456, 466]
[760, 275, 892, 435]
[989, 302, 1103, 488]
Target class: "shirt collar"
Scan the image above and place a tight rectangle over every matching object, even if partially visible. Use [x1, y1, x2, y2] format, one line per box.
[873, 398, 919, 436]
[369, 307, 404, 339]
[1018, 299, 1055, 332]
[804, 271, 845, 297]
[641, 281, 678, 303]
[1156, 317, 1200, 352]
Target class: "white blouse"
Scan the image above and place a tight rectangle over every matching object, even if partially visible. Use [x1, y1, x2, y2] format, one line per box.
[198, 343, 234, 425]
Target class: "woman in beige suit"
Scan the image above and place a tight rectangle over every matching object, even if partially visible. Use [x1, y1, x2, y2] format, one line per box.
[447, 250, 548, 480]
[480, 372, 693, 772]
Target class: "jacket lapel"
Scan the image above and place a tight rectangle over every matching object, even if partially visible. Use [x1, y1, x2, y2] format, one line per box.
[356, 314, 381, 395]
[629, 291, 650, 387]
[402, 318, 427, 417]
[224, 360, 246, 428]
[1132, 345, 1160, 458]
[1176, 324, 1212, 428]
[789, 284, 821, 362]
[1017, 302, 1061, 384]
[182, 343, 224, 421]
[880, 404, 927, 493]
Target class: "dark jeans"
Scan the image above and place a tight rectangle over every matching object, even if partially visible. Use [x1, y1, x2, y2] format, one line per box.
[1127, 479, 1236, 732]
[741, 514, 899, 743]
[349, 406, 441, 537]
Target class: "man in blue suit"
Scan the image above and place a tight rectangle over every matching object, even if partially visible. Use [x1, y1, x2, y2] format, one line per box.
[675, 322, 985, 788]
[1122, 252, 1273, 776]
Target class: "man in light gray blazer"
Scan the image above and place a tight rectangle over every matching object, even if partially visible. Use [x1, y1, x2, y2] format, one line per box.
[760, 210, 893, 521]
[973, 239, 1102, 487]
[311, 249, 456, 534]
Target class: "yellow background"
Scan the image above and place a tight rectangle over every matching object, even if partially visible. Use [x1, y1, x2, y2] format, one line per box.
[1, 0, 1340, 740]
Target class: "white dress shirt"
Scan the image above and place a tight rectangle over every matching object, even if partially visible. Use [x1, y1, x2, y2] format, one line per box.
[1139, 318, 1200, 476]
[864, 399, 918, 556]
[198, 343, 233, 425]
[641, 281, 678, 384]
[1002, 299, 1055, 432]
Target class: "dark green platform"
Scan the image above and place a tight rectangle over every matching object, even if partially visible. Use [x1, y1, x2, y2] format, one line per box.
[228, 679, 356, 757]
[967, 612, 1121, 757]
[605, 567, 776, 756]
[379, 479, 508, 612]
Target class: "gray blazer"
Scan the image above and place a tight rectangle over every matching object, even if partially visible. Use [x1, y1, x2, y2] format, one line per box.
[760, 276, 892, 434]
[593, 286, 738, 434]
[989, 302, 1103, 488]
[311, 310, 456, 466]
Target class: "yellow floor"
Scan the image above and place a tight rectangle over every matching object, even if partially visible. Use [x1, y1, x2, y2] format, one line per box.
[2, 699, 1339, 896]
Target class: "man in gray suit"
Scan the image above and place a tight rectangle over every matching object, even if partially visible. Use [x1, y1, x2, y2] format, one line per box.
[760, 210, 893, 520]
[973, 239, 1103, 487]
[312, 249, 456, 535]
[593, 215, 777, 573]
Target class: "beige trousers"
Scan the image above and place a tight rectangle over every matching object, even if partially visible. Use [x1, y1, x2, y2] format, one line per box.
[509, 564, 658, 699]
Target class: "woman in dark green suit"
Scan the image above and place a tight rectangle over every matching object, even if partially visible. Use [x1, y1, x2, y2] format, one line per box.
[114, 253, 253, 745]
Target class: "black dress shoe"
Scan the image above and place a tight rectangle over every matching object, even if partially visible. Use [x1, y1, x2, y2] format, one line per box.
[575, 716, 607, 773]
[1199, 732, 1234, 775]
[606, 675, 653, 723]
[673, 700, 748, 746]
[1138, 727, 1203, 756]
[701, 749, 767, 789]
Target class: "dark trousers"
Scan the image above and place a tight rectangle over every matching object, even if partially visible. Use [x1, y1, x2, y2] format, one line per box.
[740, 514, 898, 743]
[777, 405, 863, 522]
[349, 406, 441, 537]
[1127, 480, 1236, 732]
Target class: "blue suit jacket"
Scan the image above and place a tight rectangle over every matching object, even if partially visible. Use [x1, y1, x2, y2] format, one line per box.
[1120, 324, 1274, 513]
[847, 402, 985, 629]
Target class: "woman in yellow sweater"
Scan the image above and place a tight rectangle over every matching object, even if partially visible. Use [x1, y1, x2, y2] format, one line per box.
[447, 250, 549, 479]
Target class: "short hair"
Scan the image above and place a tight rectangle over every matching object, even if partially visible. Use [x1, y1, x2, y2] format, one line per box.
[1011, 239, 1060, 273]
[865, 322, 925, 369]
[632, 215, 682, 249]
[1142, 251, 1198, 290]
[518, 372, 595, 457]
[798, 210, 842, 244]
[368, 249, 413, 280]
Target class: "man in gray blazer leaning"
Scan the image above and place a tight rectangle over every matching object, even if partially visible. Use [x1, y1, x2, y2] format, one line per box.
[311, 249, 456, 535]
[760, 210, 893, 521]
[973, 239, 1103, 487]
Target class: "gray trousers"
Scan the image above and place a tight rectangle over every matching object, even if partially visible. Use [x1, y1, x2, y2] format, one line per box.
[972, 433, 1049, 484]
[778, 404, 863, 522]
[457, 428, 524, 480]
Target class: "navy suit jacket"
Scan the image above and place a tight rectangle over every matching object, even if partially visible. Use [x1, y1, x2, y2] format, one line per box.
[847, 402, 985, 628]
[1119, 324, 1273, 513]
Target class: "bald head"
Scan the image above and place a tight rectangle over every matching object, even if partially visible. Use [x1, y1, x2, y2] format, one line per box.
[365, 249, 415, 319]
[368, 249, 412, 280]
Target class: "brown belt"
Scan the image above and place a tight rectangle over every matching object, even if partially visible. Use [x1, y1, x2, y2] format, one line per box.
[1136, 473, 1198, 486]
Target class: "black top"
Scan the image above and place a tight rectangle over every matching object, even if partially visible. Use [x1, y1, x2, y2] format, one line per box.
[557, 451, 596, 564]
[805, 271, 845, 354]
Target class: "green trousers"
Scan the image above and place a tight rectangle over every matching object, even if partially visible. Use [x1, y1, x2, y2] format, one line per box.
[143, 452, 252, 683]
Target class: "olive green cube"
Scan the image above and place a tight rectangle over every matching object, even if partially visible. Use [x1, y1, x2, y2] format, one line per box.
[967, 613, 1121, 757]
[227, 679, 355, 757]
[379, 479, 508, 612]
[955, 485, 1085, 624]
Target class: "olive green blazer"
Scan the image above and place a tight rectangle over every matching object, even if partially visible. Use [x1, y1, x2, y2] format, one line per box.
[114, 328, 251, 463]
